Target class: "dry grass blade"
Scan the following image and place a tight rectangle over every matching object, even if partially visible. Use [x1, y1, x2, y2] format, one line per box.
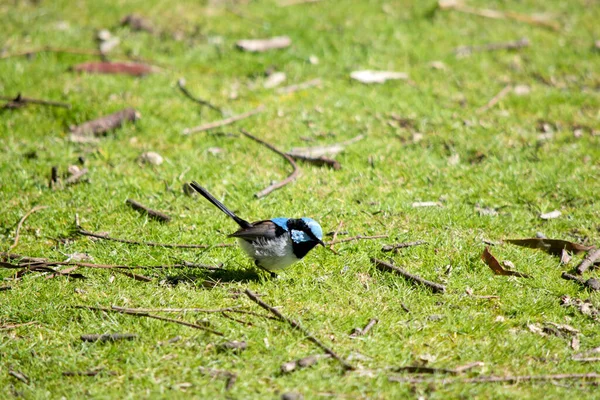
[239, 129, 300, 198]
[8, 205, 48, 251]
[372, 258, 446, 293]
[481, 247, 530, 278]
[477, 85, 512, 114]
[182, 105, 264, 135]
[0, 321, 38, 330]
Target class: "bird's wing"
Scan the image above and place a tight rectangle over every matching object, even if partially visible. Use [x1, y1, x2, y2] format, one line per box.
[229, 220, 284, 241]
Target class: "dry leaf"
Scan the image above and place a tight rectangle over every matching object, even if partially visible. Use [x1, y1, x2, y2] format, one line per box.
[263, 72, 286, 89]
[506, 238, 592, 256]
[72, 61, 158, 76]
[540, 210, 561, 220]
[350, 70, 408, 84]
[139, 151, 163, 165]
[481, 247, 531, 278]
[236, 36, 291, 52]
[69, 108, 139, 142]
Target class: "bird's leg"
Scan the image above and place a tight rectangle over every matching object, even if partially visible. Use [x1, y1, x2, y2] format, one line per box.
[254, 260, 278, 279]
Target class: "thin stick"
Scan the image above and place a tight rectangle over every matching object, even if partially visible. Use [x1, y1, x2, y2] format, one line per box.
[244, 289, 354, 370]
[64, 168, 88, 186]
[381, 240, 426, 252]
[576, 249, 600, 275]
[327, 234, 388, 245]
[111, 306, 242, 313]
[477, 85, 512, 114]
[74, 305, 223, 336]
[371, 258, 446, 293]
[8, 205, 48, 251]
[350, 318, 378, 337]
[454, 38, 529, 57]
[77, 228, 233, 249]
[240, 129, 300, 198]
[389, 372, 600, 384]
[126, 199, 171, 222]
[177, 78, 223, 115]
[0, 94, 71, 109]
[0, 321, 38, 330]
[329, 221, 344, 251]
[182, 105, 264, 135]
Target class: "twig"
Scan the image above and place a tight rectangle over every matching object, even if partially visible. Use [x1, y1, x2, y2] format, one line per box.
[381, 240, 426, 253]
[114, 269, 152, 282]
[177, 78, 223, 115]
[64, 168, 88, 186]
[50, 166, 59, 188]
[111, 306, 242, 313]
[389, 372, 600, 384]
[244, 289, 354, 370]
[455, 38, 529, 57]
[326, 234, 388, 245]
[288, 153, 341, 170]
[477, 85, 512, 114]
[329, 221, 344, 252]
[0, 94, 71, 109]
[63, 368, 116, 377]
[371, 258, 446, 293]
[576, 249, 600, 275]
[182, 105, 264, 135]
[0, 321, 38, 330]
[350, 318, 378, 337]
[562, 272, 600, 291]
[80, 333, 137, 342]
[74, 305, 223, 336]
[126, 199, 171, 222]
[8, 205, 48, 251]
[221, 311, 253, 326]
[240, 129, 300, 198]
[276, 78, 322, 94]
[8, 368, 29, 384]
[77, 228, 233, 250]
[439, 2, 560, 31]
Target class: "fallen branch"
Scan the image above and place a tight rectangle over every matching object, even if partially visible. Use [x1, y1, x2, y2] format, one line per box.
[389, 372, 600, 384]
[244, 289, 354, 370]
[8, 205, 48, 251]
[276, 78, 322, 94]
[371, 258, 446, 293]
[455, 38, 529, 57]
[562, 272, 600, 291]
[381, 240, 426, 253]
[439, 1, 560, 31]
[126, 199, 171, 222]
[177, 78, 223, 115]
[74, 305, 224, 336]
[182, 105, 264, 135]
[77, 228, 233, 250]
[0, 93, 71, 109]
[576, 249, 600, 275]
[240, 129, 300, 198]
[477, 85, 512, 114]
[327, 234, 388, 245]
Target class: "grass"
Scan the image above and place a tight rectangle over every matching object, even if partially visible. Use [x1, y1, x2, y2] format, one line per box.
[1, 0, 599, 398]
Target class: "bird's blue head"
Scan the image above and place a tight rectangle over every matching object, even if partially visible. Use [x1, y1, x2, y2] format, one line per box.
[272, 217, 324, 246]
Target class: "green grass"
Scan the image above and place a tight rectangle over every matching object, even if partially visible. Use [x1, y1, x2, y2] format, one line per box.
[1, 0, 600, 398]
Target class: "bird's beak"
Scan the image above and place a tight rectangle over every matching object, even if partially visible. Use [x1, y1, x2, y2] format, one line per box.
[318, 239, 326, 247]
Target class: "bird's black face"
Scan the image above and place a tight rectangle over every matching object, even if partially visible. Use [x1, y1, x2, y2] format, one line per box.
[286, 218, 325, 259]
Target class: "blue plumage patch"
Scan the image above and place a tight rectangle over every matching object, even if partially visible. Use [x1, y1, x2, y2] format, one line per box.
[301, 217, 323, 240]
[270, 218, 289, 230]
[291, 229, 311, 243]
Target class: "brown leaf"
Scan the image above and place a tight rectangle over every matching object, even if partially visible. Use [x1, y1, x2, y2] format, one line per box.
[481, 247, 530, 278]
[72, 61, 158, 76]
[236, 36, 291, 52]
[69, 108, 139, 141]
[506, 238, 593, 256]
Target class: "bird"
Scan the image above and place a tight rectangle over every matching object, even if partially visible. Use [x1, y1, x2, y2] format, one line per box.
[189, 181, 324, 274]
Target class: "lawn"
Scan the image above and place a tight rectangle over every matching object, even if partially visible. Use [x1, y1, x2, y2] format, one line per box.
[1, 0, 599, 398]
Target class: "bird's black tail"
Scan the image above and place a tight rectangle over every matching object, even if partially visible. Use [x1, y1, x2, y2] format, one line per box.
[189, 181, 251, 228]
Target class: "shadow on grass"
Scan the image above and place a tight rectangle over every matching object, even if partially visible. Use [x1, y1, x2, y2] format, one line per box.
[164, 268, 263, 287]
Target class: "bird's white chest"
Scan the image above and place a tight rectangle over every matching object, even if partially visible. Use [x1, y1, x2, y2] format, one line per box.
[237, 235, 299, 271]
